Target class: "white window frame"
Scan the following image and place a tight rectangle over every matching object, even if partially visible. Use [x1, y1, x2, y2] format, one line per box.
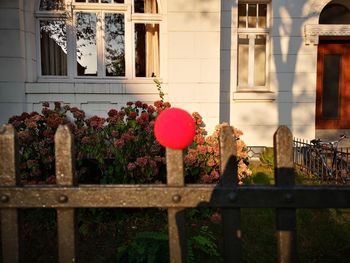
[237, 1, 270, 91]
[35, 0, 163, 82]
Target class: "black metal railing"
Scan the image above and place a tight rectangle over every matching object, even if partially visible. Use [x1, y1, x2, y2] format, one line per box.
[293, 138, 350, 184]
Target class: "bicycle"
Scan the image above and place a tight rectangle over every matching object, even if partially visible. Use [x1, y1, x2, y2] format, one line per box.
[301, 135, 350, 184]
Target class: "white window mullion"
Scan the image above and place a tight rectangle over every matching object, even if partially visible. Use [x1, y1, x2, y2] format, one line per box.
[248, 34, 255, 87]
[245, 4, 248, 28]
[97, 12, 104, 77]
[67, 16, 75, 80]
[256, 4, 259, 28]
[125, 4, 133, 79]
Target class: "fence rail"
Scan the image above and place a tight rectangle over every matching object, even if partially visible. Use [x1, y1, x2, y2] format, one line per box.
[1, 124, 350, 263]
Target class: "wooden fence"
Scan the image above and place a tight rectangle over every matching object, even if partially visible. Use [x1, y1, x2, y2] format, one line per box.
[1, 124, 350, 263]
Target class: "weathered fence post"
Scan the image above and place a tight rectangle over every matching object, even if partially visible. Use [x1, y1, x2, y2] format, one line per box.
[166, 148, 187, 263]
[220, 126, 241, 262]
[0, 125, 20, 263]
[274, 126, 297, 263]
[55, 125, 77, 263]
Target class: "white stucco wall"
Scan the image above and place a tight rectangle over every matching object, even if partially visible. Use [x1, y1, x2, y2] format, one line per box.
[8, 0, 221, 137]
[0, 0, 27, 124]
[0, 0, 336, 147]
[220, 0, 328, 146]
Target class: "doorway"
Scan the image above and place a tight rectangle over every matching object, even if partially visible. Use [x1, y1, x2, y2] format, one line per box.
[316, 41, 350, 129]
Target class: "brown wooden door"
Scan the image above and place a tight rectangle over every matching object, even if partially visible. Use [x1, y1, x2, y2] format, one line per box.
[316, 42, 350, 129]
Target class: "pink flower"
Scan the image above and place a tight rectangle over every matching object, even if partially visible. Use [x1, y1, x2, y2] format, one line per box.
[114, 139, 125, 148]
[197, 145, 207, 155]
[136, 157, 148, 167]
[127, 162, 137, 171]
[81, 136, 90, 144]
[194, 135, 205, 145]
[207, 157, 216, 167]
[210, 170, 220, 180]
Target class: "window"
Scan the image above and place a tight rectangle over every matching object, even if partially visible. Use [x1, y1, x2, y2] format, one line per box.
[237, 2, 269, 90]
[36, 0, 161, 79]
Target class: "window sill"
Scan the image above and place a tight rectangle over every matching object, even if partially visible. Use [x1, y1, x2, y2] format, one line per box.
[233, 91, 276, 102]
[36, 77, 161, 85]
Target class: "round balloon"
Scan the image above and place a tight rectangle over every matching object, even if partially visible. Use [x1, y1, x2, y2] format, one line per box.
[154, 108, 196, 149]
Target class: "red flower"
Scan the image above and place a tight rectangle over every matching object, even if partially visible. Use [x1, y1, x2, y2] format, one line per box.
[147, 105, 155, 114]
[126, 101, 133, 106]
[128, 111, 137, 120]
[210, 212, 222, 223]
[47, 113, 62, 129]
[135, 101, 143, 108]
[87, 116, 105, 129]
[108, 109, 118, 117]
[154, 100, 163, 108]
[43, 129, 54, 139]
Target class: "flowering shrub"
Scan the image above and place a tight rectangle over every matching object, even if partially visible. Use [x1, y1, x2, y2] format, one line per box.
[8, 101, 251, 184]
[185, 113, 251, 184]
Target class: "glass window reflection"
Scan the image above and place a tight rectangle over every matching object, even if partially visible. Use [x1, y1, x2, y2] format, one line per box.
[105, 13, 125, 77]
[76, 12, 97, 76]
[40, 20, 67, 75]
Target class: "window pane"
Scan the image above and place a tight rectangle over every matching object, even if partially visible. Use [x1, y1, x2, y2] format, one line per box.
[238, 35, 249, 86]
[40, 20, 67, 76]
[76, 12, 97, 76]
[134, 0, 158, 13]
[254, 35, 266, 86]
[105, 13, 125, 77]
[322, 54, 340, 119]
[238, 4, 246, 28]
[248, 4, 257, 28]
[258, 4, 267, 28]
[135, 23, 160, 77]
[39, 0, 65, 11]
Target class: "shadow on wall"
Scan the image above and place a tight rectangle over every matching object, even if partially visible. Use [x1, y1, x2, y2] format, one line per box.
[221, 0, 320, 144]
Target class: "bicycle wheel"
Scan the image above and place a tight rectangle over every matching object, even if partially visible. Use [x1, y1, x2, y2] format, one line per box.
[305, 148, 327, 182]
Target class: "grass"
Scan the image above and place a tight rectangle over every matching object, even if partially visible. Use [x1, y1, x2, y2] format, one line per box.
[16, 163, 350, 262]
[241, 162, 350, 263]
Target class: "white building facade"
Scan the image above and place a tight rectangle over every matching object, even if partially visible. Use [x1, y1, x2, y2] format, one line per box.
[0, 0, 348, 147]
